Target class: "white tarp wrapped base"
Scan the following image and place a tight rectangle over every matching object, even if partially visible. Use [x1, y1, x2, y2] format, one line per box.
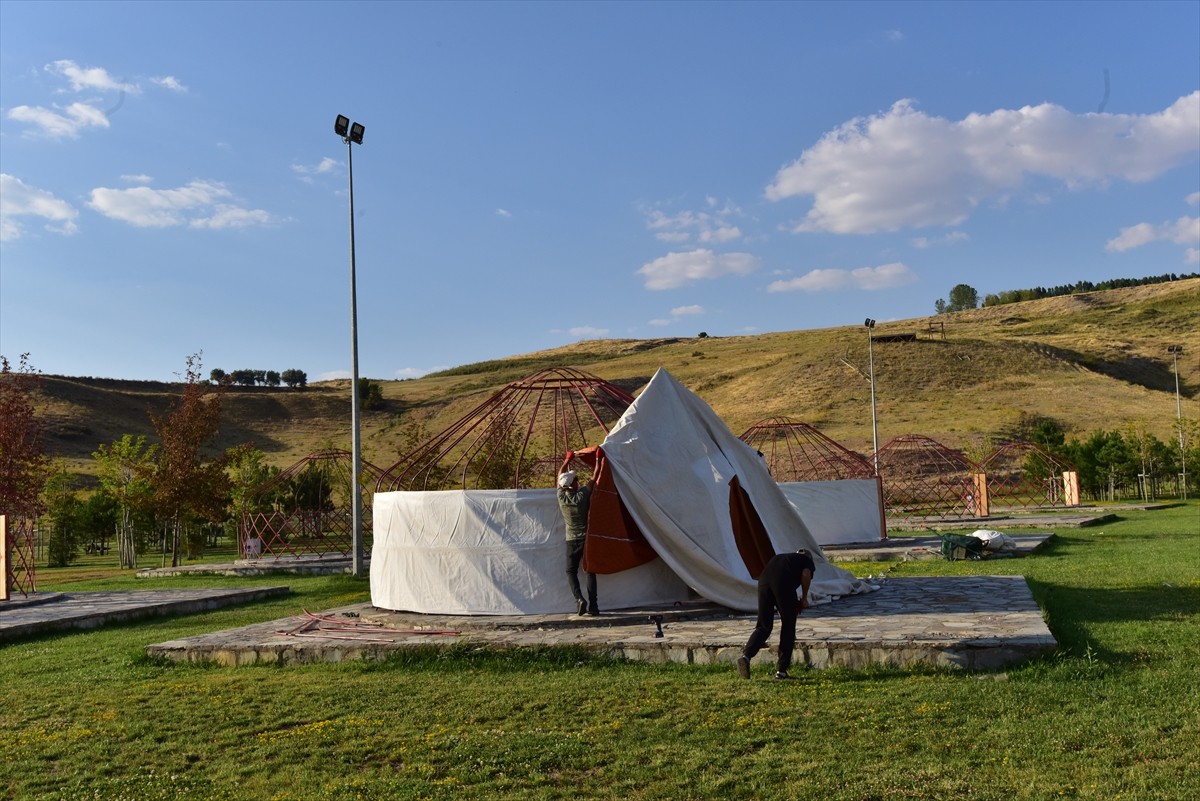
[370, 368, 876, 615]
[370, 489, 691, 615]
[779, 480, 886, 546]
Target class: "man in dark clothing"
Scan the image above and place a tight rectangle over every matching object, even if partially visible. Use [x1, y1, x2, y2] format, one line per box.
[736, 549, 816, 680]
[557, 451, 598, 616]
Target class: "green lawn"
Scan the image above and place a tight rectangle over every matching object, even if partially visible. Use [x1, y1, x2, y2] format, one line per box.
[2, 504, 1197, 800]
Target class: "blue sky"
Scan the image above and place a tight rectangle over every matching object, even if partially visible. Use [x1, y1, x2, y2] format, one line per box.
[2, 1, 1197, 383]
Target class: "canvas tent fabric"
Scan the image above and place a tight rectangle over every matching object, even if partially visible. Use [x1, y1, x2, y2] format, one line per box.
[779, 480, 886, 545]
[370, 368, 876, 615]
[591, 369, 875, 611]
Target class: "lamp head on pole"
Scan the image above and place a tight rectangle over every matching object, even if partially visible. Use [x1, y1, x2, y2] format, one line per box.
[349, 121, 365, 144]
[864, 318, 876, 329]
[1167, 344, 1183, 355]
[334, 114, 350, 138]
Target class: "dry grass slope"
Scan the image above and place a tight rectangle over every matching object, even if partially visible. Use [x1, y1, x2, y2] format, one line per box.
[26, 279, 1200, 482]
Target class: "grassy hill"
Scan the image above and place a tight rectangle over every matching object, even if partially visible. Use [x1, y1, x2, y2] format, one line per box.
[26, 278, 1200, 483]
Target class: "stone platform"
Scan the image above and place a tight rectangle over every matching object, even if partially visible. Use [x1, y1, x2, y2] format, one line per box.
[140, 575, 1055, 672]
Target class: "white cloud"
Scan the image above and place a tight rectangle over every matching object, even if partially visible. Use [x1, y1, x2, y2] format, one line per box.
[569, 326, 609, 338]
[0, 174, 79, 241]
[1105, 216, 1199, 255]
[912, 231, 969, 249]
[642, 200, 744, 244]
[495, 208, 512, 218]
[766, 92, 1200, 234]
[767, 262, 916, 293]
[648, 319, 671, 327]
[152, 76, 187, 92]
[87, 180, 275, 229]
[1187, 192, 1200, 206]
[120, 174, 154, 185]
[637, 248, 760, 290]
[47, 60, 140, 94]
[670, 304, 705, 317]
[7, 102, 109, 139]
[291, 157, 339, 182]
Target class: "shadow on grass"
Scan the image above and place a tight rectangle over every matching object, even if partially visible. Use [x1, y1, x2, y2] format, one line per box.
[1026, 577, 1199, 662]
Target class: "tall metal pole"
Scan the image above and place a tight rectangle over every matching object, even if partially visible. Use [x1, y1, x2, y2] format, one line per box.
[1170, 346, 1187, 500]
[866, 320, 879, 475]
[347, 133, 363, 577]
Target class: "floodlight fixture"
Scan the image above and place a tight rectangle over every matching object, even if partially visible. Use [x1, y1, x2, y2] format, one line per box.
[865, 318, 876, 329]
[334, 113, 366, 576]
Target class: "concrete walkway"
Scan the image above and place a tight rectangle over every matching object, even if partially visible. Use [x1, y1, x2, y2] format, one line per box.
[0, 586, 290, 642]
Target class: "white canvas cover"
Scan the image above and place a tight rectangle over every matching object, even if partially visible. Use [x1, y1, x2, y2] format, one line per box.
[779, 480, 885, 546]
[598, 369, 875, 611]
[370, 367, 875, 614]
[370, 489, 691, 614]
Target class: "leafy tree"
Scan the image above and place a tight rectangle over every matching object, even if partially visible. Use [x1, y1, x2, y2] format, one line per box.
[42, 467, 82, 567]
[281, 369, 307, 389]
[265, 371, 281, 387]
[93, 434, 158, 568]
[231, 369, 257, 387]
[934, 298, 947, 314]
[209, 368, 227, 384]
[77, 491, 119, 554]
[224, 445, 281, 540]
[0, 354, 50, 521]
[359, 378, 384, 410]
[148, 354, 233, 567]
[946, 284, 979, 313]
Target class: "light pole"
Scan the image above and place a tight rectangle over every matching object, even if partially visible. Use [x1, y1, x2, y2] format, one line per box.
[865, 318, 879, 474]
[335, 114, 366, 577]
[1168, 345, 1187, 499]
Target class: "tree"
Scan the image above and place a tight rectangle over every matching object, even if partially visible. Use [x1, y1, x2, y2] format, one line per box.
[265, 371, 281, 387]
[42, 467, 82, 567]
[209, 368, 227, 384]
[281, 369, 307, 389]
[939, 284, 979, 313]
[231, 369, 257, 387]
[94, 434, 157, 568]
[148, 354, 233, 567]
[0, 354, 50, 521]
[359, 378, 384, 410]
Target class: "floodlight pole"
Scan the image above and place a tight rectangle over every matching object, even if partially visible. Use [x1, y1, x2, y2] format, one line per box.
[336, 115, 365, 577]
[1168, 345, 1187, 499]
[865, 318, 879, 475]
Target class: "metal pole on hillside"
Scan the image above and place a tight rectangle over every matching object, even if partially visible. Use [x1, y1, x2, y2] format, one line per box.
[335, 114, 366, 577]
[1168, 345, 1187, 499]
[865, 318, 879, 475]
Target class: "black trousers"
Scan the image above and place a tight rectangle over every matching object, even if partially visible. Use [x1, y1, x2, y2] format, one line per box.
[565, 537, 598, 611]
[742, 578, 799, 672]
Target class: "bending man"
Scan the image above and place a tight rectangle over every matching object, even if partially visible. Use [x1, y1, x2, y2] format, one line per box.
[736, 549, 815, 680]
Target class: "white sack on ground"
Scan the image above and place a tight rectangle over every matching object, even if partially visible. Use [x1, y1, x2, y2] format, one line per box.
[370, 488, 691, 615]
[598, 369, 876, 611]
[780, 480, 885, 545]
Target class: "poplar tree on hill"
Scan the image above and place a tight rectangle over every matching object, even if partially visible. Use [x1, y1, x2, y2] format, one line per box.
[148, 354, 233, 567]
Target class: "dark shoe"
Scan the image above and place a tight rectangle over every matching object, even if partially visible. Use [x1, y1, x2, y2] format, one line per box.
[586, 607, 600, 616]
[773, 670, 791, 680]
[576, 598, 588, 616]
[736, 655, 751, 680]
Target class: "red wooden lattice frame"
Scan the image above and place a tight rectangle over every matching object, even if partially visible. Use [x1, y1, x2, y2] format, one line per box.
[980, 441, 1077, 511]
[739, 416, 874, 482]
[874, 434, 981, 521]
[240, 450, 385, 560]
[377, 367, 635, 492]
[3, 514, 37, 597]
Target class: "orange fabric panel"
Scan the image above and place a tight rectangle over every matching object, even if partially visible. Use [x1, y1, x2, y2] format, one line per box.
[728, 475, 776, 579]
[583, 449, 659, 574]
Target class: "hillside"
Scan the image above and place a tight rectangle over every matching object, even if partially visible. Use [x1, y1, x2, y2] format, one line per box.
[23, 278, 1200, 482]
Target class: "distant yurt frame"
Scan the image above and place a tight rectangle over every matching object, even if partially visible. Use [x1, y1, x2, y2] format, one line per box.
[739, 416, 875, 482]
[240, 450, 385, 560]
[874, 434, 981, 521]
[978, 441, 1080, 513]
[377, 367, 636, 492]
